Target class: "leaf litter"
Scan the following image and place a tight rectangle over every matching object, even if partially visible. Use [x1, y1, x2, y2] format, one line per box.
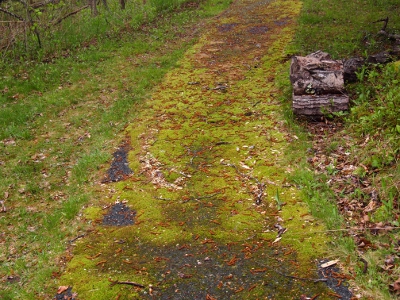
[304, 118, 400, 297]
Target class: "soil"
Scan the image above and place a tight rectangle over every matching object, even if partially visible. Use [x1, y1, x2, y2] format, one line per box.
[102, 140, 133, 183]
[55, 286, 77, 300]
[318, 260, 353, 300]
[102, 203, 136, 226]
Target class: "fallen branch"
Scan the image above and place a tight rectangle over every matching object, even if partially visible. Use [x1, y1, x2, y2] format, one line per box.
[109, 278, 145, 288]
[31, 0, 60, 9]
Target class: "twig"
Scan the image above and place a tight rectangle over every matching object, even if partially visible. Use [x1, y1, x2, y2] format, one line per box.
[359, 257, 368, 274]
[315, 226, 400, 233]
[374, 17, 389, 32]
[261, 264, 326, 283]
[69, 234, 85, 243]
[221, 162, 266, 205]
[109, 278, 145, 288]
[154, 196, 172, 201]
[182, 193, 220, 203]
[274, 224, 287, 237]
[0, 7, 25, 21]
[215, 141, 230, 146]
[53, 5, 89, 26]
[275, 270, 327, 283]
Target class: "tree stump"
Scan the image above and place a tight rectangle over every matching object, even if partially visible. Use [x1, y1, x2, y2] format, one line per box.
[290, 50, 349, 116]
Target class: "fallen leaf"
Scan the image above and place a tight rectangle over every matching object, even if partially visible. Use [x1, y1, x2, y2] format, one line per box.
[272, 237, 282, 244]
[321, 260, 339, 268]
[57, 286, 69, 294]
[389, 277, 400, 295]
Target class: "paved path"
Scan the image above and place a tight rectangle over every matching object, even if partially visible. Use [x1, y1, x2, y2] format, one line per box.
[61, 1, 339, 298]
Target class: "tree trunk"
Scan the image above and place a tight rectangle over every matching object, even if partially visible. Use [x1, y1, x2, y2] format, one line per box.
[101, 0, 109, 11]
[88, 0, 98, 16]
[120, 0, 126, 10]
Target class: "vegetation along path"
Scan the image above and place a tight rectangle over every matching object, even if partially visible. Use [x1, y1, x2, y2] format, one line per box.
[58, 0, 346, 299]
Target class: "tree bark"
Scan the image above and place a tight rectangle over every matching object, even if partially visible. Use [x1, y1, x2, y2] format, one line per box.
[290, 51, 345, 96]
[88, 0, 97, 16]
[120, 0, 126, 10]
[290, 51, 349, 116]
[292, 94, 349, 116]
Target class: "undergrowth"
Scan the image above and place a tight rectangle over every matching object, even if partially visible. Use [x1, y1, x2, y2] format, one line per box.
[286, 0, 400, 299]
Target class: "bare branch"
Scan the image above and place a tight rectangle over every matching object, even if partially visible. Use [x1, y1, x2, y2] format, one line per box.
[0, 7, 25, 21]
[53, 5, 89, 26]
[374, 17, 389, 32]
[108, 278, 145, 288]
[30, 0, 60, 9]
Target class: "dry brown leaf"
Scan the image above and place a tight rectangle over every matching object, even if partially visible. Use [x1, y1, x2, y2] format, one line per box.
[57, 285, 69, 294]
[389, 277, 400, 295]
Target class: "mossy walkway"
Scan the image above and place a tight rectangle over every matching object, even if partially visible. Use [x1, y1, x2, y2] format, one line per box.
[60, 0, 338, 298]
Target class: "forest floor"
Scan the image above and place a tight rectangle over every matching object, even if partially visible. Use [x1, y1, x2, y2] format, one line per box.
[56, 0, 355, 299]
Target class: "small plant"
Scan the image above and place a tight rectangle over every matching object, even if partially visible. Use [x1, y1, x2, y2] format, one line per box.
[274, 188, 284, 210]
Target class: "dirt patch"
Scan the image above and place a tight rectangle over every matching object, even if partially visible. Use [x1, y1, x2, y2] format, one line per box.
[318, 260, 353, 300]
[54, 286, 77, 300]
[102, 140, 133, 183]
[248, 25, 269, 34]
[102, 203, 136, 226]
[217, 23, 239, 32]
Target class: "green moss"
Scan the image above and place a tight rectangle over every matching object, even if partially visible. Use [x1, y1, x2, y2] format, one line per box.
[60, 1, 334, 298]
[82, 206, 103, 221]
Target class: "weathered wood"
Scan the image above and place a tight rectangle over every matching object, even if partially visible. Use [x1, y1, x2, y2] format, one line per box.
[290, 51, 349, 116]
[343, 57, 364, 82]
[290, 51, 345, 96]
[292, 94, 349, 116]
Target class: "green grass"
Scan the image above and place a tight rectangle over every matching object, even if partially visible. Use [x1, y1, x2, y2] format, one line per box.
[0, 0, 233, 298]
[288, 0, 400, 58]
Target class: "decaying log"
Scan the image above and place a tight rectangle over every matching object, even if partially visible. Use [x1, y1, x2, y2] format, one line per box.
[292, 94, 349, 116]
[343, 57, 365, 82]
[290, 51, 345, 96]
[290, 51, 349, 116]
[290, 18, 400, 116]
